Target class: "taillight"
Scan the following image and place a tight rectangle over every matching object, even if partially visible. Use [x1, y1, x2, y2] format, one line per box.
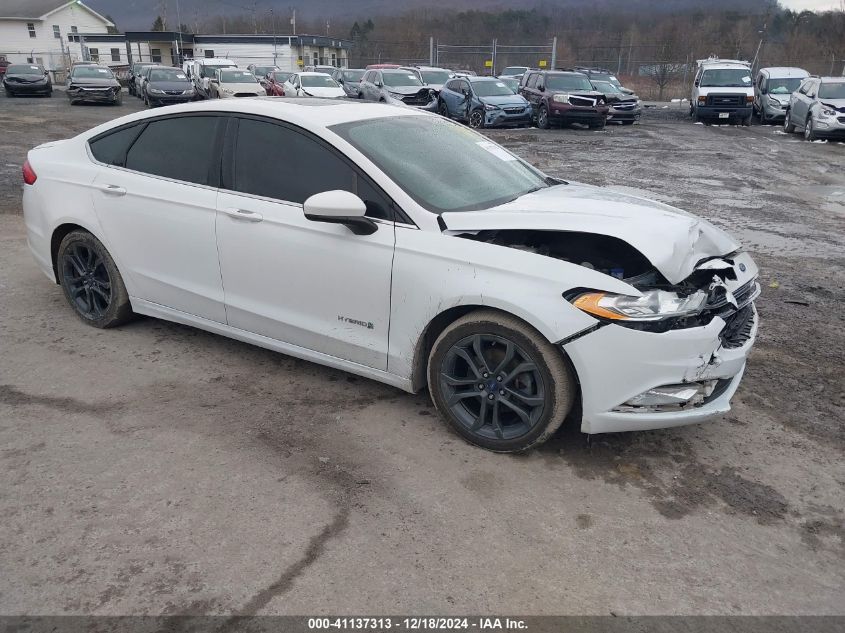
[22, 159, 37, 185]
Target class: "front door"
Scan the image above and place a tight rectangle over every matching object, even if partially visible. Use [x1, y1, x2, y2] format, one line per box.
[215, 116, 396, 369]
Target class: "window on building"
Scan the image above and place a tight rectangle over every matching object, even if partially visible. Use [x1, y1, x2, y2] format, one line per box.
[331, 53, 337, 66]
[71, 26, 78, 33]
[111, 48, 120, 62]
[204, 50, 215, 58]
[151, 49, 162, 63]
[53, 25, 60, 39]
[313, 52, 318, 65]
[89, 48, 99, 62]
[27, 23, 36, 38]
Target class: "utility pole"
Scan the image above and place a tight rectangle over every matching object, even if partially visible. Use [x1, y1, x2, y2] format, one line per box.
[492, 38, 497, 76]
[291, 8, 297, 36]
[271, 9, 278, 65]
[430, 36, 434, 66]
[551, 36, 557, 70]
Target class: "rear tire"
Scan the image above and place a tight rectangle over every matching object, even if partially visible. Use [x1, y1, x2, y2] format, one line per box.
[427, 310, 576, 453]
[57, 230, 133, 329]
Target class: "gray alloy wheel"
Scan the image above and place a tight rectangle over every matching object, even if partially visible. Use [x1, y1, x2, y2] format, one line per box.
[804, 116, 817, 141]
[57, 230, 133, 328]
[468, 108, 485, 128]
[783, 109, 796, 133]
[537, 105, 550, 129]
[427, 309, 576, 452]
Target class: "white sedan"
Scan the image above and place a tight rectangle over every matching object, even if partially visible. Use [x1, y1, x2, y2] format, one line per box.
[21, 98, 759, 452]
[209, 68, 264, 99]
[283, 72, 346, 98]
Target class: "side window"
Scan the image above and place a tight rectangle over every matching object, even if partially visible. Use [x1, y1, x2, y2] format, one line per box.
[126, 116, 222, 185]
[232, 118, 353, 204]
[89, 123, 144, 166]
[526, 73, 539, 89]
[231, 118, 392, 220]
[798, 80, 809, 95]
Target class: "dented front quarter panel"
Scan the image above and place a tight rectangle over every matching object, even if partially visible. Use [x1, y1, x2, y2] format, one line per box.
[387, 225, 638, 380]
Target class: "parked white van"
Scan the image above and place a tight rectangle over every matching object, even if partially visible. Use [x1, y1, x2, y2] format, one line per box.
[691, 58, 754, 125]
[184, 58, 237, 99]
[754, 67, 810, 123]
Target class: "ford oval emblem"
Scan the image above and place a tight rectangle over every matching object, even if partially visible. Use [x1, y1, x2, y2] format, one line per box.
[739, 263, 747, 272]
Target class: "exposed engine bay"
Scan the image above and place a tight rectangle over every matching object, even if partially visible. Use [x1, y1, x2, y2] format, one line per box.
[455, 229, 759, 339]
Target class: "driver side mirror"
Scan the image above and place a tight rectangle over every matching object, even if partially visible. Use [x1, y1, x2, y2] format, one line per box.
[538, 85, 545, 92]
[303, 190, 377, 235]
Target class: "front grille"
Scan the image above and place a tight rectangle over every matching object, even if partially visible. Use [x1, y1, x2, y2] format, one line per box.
[613, 101, 637, 110]
[401, 92, 431, 106]
[503, 107, 525, 114]
[164, 90, 184, 95]
[706, 279, 759, 315]
[720, 304, 755, 349]
[706, 93, 745, 107]
[838, 116, 845, 124]
[568, 95, 596, 107]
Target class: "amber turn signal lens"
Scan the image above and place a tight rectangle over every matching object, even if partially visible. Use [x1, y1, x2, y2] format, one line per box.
[572, 293, 627, 320]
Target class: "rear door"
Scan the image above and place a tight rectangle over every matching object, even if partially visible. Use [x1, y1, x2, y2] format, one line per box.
[214, 116, 396, 369]
[90, 113, 227, 322]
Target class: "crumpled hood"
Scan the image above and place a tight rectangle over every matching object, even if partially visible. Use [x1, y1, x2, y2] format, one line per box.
[820, 99, 845, 113]
[480, 94, 529, 108]
[440, 183, 739, 284]
[387, 85, 430, 96]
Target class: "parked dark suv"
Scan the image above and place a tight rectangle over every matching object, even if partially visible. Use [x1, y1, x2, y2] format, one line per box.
[520, 70, 608, 129]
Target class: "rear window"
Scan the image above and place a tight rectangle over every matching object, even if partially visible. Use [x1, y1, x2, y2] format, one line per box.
[89, 124, 144, 166]
[125, 116, 222, 185]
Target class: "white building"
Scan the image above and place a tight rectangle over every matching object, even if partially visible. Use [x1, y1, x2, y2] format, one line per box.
[122, 32, 352, 72]
[0, 0, 113, 71]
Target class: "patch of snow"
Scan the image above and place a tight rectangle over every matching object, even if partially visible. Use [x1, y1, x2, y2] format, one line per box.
[694, 122, 704, 125]
[774, 130, 787, 135]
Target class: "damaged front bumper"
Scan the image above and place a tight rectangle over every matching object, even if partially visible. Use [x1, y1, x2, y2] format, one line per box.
[564, 304, 758, 434]
[562, 251, 760, 434]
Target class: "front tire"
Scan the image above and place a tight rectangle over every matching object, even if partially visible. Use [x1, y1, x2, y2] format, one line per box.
[783, 110, 796, 133]
[537, 105, 550, 129]
[438, 101, 450, 119]
[427, 310, 576, 452]
[468, 108, 485, 129]
[57, 230, 133, 328]
[804, 117, 818, 141]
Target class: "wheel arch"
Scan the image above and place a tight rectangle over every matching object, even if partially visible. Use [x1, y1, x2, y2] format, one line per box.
[409, 304, 581, 394]
[50, 222, 101, 283]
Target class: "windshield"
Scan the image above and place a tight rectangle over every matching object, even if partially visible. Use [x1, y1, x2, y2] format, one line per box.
[252, 66, 277, 76]
[383, 72, 423, 87]
[500, 78, 519, 93]
[546, 74, 592, 91]
[700, 68, 752, 87]
[502, 67, 528, 76]
[331, 116, 549, 213]
[72, 66, 114, 79]
[220, 70, 257, 83]
[767, 78, 803, 94]
[472, 80, 516, 97]
[420, 70, 451, 85]
[342, 69, 365, 82]
[591, 80, 620, 93]
[819, 82, 845, 99]
[7, 64, 43, 74]
[202, 64, 233, 78]
[301, 74, 340, 88]
[149, 68, 188, 82]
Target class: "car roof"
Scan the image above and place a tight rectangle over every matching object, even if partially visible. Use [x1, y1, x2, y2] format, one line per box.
[298, 71, 332, 76]
[467, 76, 501, 82]
[82, 99, 428, 139]
[759, 67, 809, 78]
[819, 76, 845, 83]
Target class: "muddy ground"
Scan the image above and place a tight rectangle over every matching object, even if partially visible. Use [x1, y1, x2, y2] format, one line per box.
[0, 91, 843, 616]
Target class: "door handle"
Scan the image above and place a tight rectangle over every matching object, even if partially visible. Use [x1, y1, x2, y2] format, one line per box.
[98, 184, 126, 196]
[222, 207, 263, 222]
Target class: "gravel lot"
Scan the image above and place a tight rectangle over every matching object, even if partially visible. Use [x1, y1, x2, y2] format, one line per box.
[0, 91, 843, 616]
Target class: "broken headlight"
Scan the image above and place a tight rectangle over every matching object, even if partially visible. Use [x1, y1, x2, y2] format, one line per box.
[570, 289, 707, 322]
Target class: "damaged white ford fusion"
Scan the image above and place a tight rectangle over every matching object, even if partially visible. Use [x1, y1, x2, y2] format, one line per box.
[22, 98, 759, 452]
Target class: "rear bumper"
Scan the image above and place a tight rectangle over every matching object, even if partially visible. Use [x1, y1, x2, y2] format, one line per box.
[563, 305, 758, 434]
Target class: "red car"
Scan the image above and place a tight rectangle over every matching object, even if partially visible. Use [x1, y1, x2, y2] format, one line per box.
[261, 70, 293, 96]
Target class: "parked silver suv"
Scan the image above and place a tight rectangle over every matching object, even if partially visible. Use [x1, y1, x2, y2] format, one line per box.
[753, 67, 809, 123]
[784, 76, 845, 140]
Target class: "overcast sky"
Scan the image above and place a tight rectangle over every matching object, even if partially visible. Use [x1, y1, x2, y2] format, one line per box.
[781, 0, 842, 9]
